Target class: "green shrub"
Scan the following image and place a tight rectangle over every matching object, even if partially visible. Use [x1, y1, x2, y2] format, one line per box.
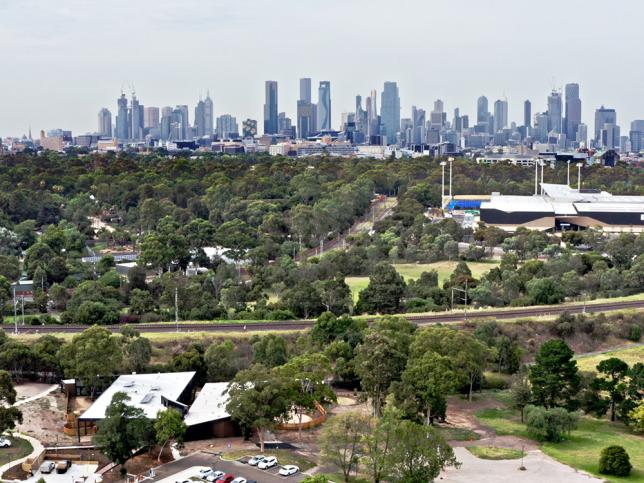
[627, 324, 641, 342]
[598, 445, 632, 477]
[482, 372, 510, 390]
[524, 405, 578, 442]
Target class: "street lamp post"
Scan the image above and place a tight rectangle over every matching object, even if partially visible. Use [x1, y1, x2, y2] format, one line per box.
[440, 161, 446, 207]
[576, 162, 583, 191]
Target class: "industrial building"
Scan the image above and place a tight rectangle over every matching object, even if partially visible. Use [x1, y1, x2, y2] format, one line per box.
[480, 183, 644, 232]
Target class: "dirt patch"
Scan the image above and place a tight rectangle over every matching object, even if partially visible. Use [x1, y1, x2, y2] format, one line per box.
[15, 383, 53, 401]
[16, 391, 74, 446]
[100, 446, 173, 482]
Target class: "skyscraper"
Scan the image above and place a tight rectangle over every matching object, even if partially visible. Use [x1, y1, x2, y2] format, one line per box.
[116, 93, 128, 141]
[216, 114, 239, 139]
[380, 81, 400, 144]
[143, 107, 159, 130]
[176, 105, 190, 139]
[297, 78, 314, 139]
[547, 90, 563, 133]
[523, 100, 531, 128]
[317, 81, 331, 131]
[160, 106, 172, 140]
[477, 96, 489, 124]
[594, 106, 617, 144]
[630, 120, 644, 153]
[130, 94, 143, 140]
[299, 78, 312, 103]
[204, 92, 214, 137]
[564, 83, 581, 141]
[98, 108, 112, 137]
[194, 99, 206, 137]
[493, 99, 508, 132]
[263, 81, 278, 134]
[411, 106, 426, 145]
[242, 119, 257, 138]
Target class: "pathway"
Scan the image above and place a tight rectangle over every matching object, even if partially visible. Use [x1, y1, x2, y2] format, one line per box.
[0, 433, 44, 481]
[14, 385, 58, 407]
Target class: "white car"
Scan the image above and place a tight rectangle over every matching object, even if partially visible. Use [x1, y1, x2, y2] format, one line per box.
[231, 478, 247, 483]
[258, 456, 277, 469]
[278, 465, 299, 477]
[0, 437, 11, 448]
[198, 468, 214, 479]
[247, 455, 264, 466]
[206, 471, 225, 482]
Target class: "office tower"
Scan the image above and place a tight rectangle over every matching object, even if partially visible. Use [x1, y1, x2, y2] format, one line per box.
[430, 99, 446, 128]
[216, 114, 239, 139]
[564, 83, 581, 141]
[242, 119, 257, 138]
[175, 105, 190, 139]
[411, 106, 426, 144]
[263, 81, 278, 134]
[297, 78, 314, 139]
[278, 112, 296, 138]
[601, 123, 620, 149]
[576, 123, 588, 146]
[98, 108, 112, 137]
[116, 93, 128, 141]
[477, 96, 489, 123]
[453, 108, 462, 132]
[594, 106, 617, 143]
[143, 107, 159, 130]
[204, 92, 214, 136]
[493, 99, 508, 132]
[524, 100, 531, 128]
[462, 115, 469, 130]
[630, 120, 644, 153]
[129, 94, 143, 140]
[317, 81, 331, 131]
[535, 113, 549, 142]
[380, 81, 400, 144]
[194, 99, 206, 137]
[299, 78, 312, 103]
[547, 90, 563, 133]
[160, 106, 173, 140]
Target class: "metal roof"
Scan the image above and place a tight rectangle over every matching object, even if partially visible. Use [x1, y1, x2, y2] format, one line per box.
[183, 382, 231, 426]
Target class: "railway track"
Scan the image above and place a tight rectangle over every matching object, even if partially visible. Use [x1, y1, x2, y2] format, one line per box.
[6, 300, 643, 335]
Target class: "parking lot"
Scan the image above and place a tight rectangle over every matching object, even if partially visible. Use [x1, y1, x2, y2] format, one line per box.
[151, 452, 306, 483]
[24, 463, 99, 483]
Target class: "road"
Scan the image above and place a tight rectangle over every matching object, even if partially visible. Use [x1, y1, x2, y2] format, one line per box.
[6, 300, 643, 335]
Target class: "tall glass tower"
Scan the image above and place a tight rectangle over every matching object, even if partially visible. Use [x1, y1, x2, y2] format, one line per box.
[317, 81, 331, 131]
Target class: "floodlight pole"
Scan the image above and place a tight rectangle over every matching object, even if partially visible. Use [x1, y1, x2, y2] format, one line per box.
[540, 161, 544, 195]
[567, 160, 571, 186]
[448, 157, 454, 200]
[534, 161, 538, 195]
[440, 161, 446, 206]
[576, 162, 583, 191]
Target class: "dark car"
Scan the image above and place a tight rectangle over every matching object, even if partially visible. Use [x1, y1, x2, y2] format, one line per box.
[56, 460, 71, 473]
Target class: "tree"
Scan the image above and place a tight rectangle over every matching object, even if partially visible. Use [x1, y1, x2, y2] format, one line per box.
[47, 283, 68, 310]
[300, 476, 328, 483]
[94, 392, 155, 470]
[122, 335, 152, 373]
[251, 334, 289, 368]
[0, 371, 22, 434]
[526, 277, 565, 305]
[510, 374, 532, 423]
[129, 289, 156, 315]
[226, 364, 291, 452]
[319, 412, 369, 482]
[0, 255, 20, 281]
[386, 419, 459, 482]
[598, 446, 632, 477]
[0, 276, 11, 323]
[363, 414, 395, 483]
[356, 262, 406, 314]
[629, 402, 644, 433]
[529, 339, 580, 410]
[315, 277, 352, 316]
[58, 326, 123, 398]
[524, 405, 578, 442]
[593, 357, 629, 422]
[205, 340, 241, 382]
[281, 282, 324, 319]
[154, 408, 186, 461]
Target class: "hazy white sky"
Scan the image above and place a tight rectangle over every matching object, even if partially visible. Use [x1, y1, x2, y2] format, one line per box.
[1, 0, 642, 136]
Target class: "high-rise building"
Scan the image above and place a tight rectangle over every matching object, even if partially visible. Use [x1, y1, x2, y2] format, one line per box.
[477, 96, 489, 124]
[523, 100, 531, 128]
[144, 107, 159, 130]
[600, 123, 620, 149]
[278, 112, 296, 138]
[194, 99, 206, 137]
[564, 83, 581, 142]
[115, 93, 128, 141]
[453, 108, 462, 132]
[576, 123, 588, 146]
[98, 108, 112, 137]
[430, 99, 446, 129]
[547, 90, 562, 133]
[160, 106, 173, 140]
[594, 106, 617, 144]
[216, 114, 239, 139]
[380, 81, 400, 144]
[299, 78, 312, 103]
[242, 119, 257, 139]
[204, 93, 214, 137]
[535, 112, 549, 142]
[130, 94, 143, 140]
[629, 120, 644, 153]
[493, 99, 508, 132]
[411, 106, 426, 145]
[317, 81, 331, 131]
[263, 81, 278, 134]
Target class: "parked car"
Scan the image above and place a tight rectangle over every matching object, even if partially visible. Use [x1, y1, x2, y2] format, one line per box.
[175, 480, 191, 483]
[278, 465, 299, 476]
[258, 456, 277, 470]
[0, 437, 11, 448]
[56, 460, 71, 473]
[206, 471, 225, 482]
[215, 474, 234, 483]
[231, 478, 247, 483]
[40, 461, 55, 474]
[247, 455, 264, 466]
[199, 467, 215, 479]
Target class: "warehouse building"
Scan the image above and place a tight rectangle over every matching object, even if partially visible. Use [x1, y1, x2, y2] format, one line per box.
[480, 183, 644, 232]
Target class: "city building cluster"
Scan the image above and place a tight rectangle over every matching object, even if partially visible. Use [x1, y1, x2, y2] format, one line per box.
[2, 80, 643, 163]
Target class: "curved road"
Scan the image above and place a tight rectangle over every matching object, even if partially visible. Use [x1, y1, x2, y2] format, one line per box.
[6, 300, 643, 335]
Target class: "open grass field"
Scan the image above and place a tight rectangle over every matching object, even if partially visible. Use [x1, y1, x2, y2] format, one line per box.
[576, 345, 644, 372]
[476, 404, 644, 482]
[346, 260, 501, 302]
[467, 446, 525, 460]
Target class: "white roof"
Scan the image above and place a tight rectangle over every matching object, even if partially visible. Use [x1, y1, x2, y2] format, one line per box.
[183, 382, 230, 426]
[481, 195, 554, 213]
[79, 372, 196, 420]
[574, 202, 644, 213]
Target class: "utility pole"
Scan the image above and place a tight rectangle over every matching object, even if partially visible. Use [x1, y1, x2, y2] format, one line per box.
[174, 287, 179, 333]
[12, 287, 17, 335]
[534, 161, 538, 195]
[21, 296, 25, 326]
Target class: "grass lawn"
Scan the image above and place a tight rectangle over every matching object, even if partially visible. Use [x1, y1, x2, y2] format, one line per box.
[0, 436, 33, 466]
[576, 345, 644, 372]
[318, 472, 370, 483]
[476, 404, 644, 482]
[467, 446, 525, 460]
[220, 449, 316, 472]
[345, 260, 501, 302]
[436, 425, 481, 441]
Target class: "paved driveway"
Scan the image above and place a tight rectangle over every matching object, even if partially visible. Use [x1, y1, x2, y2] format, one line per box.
[440, 447, 602, 483]
[151, 452, 305, 483]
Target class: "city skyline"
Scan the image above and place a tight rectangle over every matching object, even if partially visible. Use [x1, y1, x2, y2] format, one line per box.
[1, 0, 642, 136]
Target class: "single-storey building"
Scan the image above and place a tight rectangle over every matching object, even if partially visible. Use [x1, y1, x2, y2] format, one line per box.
[183, 383, 241, 439]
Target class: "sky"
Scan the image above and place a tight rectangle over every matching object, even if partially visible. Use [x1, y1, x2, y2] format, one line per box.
[1, 0, 642, 137]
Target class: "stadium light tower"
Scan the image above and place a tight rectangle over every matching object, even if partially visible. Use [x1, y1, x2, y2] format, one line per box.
[448, 157, 454, 200]
[576, 162, 583, 191]
[440, 161, 446, 206]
